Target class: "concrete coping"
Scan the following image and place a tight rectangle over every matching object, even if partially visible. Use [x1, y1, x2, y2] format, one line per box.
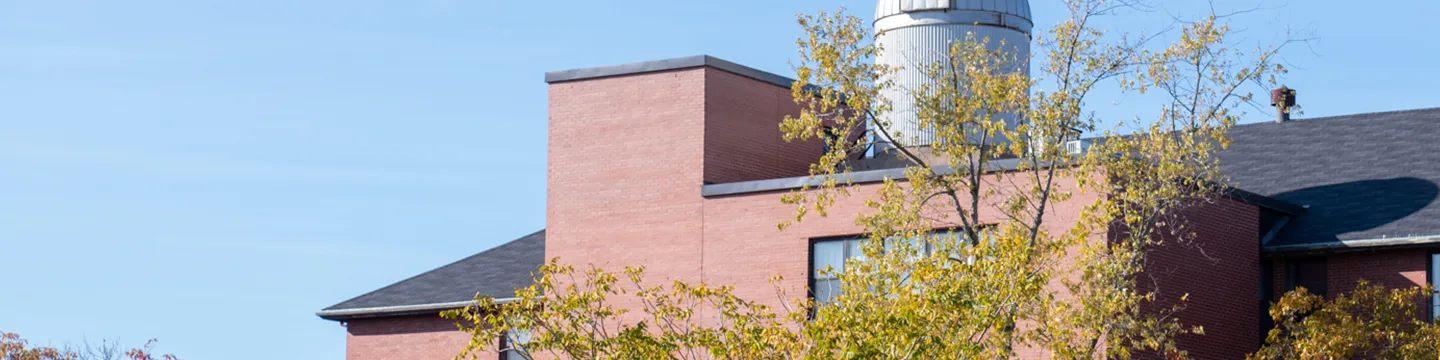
[545, 55, 804, 91]
[701, 160, 1307, 218]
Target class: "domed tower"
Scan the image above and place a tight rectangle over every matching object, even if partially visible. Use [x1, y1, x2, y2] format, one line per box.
[874, 0, 1033, 148]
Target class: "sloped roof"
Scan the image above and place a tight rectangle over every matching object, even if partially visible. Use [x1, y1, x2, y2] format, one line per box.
[1220, 108, 1440, 251]
[317, 230, 545, 320]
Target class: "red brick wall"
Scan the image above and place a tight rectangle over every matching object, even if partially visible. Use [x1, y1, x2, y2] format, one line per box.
[1327, 249, 1430, 297]
[344, 316, 489, 360]
[702, 69, 819, 183]
[1265, 249, 1435, 335]
[1270, 250, 1429, 300]
[1140, 197, 1261, 359]
[546, 68, 708, 284]
[541, 63, 1268, 359]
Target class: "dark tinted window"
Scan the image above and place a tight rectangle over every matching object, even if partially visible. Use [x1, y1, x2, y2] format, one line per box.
[1288, 258, 1328, 299]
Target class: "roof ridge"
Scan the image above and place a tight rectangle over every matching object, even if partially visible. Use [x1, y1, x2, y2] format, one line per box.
[1236, 106, 1440, 127]
[321, 229, 545, 311]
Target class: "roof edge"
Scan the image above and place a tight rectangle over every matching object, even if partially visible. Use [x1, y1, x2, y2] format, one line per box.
[318, 230, 543, 315]
[1237, 106, 1440, 126]
[1264, 234, 1440, 254]
[316, 298, 519, 321]
[701, 158, 1033, 197]
[1223, 188, 1307, 216]
[544, 55, 800, 90]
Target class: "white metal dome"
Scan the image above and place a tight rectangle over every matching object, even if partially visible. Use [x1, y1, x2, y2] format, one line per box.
[875, 0, 1032, 26]
[874, 0, 1033, 148]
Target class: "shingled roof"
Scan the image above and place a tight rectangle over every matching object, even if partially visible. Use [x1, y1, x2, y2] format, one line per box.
[1220, 108, 1440, 252]
[317, 230, 545, 320]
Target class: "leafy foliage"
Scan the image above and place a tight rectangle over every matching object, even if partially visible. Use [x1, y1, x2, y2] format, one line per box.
[443, 261, 803, 360]
[1249, 281, 1440, 359]
[1, 333, 178, 360]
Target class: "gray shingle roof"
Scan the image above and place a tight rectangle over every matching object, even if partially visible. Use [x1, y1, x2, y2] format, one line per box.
[318, 230, 544, 320]
[1220, 108, 1440, 250]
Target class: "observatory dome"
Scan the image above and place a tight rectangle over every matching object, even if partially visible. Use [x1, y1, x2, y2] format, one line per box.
[873, 0, 1033, 148]
[875, 0, 1032, 28]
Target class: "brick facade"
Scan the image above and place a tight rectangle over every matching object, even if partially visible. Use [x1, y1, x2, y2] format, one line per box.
[1140, 197, 1261, 359]
[344, 316, 490, 360]
[336, 61, 1432, 359]
[1269, 249, 1433, 319]
[545, 64, 1264, 358]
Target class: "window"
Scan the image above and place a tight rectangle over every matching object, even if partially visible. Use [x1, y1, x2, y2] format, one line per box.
[1286, 257, 1328, 299]
[1431, 252, 1438, 321]
[498, 328, 530, 360]
[809, 231, 966, 305]
[810, 237, 865, 305]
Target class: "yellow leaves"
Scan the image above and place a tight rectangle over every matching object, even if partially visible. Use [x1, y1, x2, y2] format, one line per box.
[1252, 281, 1440, 359]
[447, 261, 807, 360]
[1, 332, 76, 360]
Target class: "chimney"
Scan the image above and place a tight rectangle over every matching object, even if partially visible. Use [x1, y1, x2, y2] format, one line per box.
[1271, 86, 1297, 123]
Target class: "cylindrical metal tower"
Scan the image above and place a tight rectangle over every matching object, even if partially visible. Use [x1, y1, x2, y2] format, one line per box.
[874, 0, 1033, 148]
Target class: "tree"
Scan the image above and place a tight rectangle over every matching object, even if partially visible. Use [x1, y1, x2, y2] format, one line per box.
[444, 262, 803, 360]
[1249, 281, 1440, 359]
[777, 0, 1288, 358]
[0, 333, 179, 360]
[447, 0, 1293, 358]
[2, 332, 69, 360]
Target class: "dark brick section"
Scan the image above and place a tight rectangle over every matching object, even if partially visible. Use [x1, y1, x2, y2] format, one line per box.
[1268, 249, 1432, 321]
[703, 69, 820, 183]
[1141, 197, 1262, 359]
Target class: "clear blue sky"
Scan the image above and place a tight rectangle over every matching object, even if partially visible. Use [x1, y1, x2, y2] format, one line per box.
[1, 0, 1436, 359]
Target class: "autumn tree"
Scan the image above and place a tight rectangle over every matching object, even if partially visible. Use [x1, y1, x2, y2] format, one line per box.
[775, 0, 1288, 358]
[1, 333, 178, 360]
[444, 261, 803, 360]
[447, 0, 1293, 359]
[1249, 281, 1440, 359]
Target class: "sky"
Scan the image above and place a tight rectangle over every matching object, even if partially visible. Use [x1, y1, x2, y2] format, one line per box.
[1, 0, 1437, 359]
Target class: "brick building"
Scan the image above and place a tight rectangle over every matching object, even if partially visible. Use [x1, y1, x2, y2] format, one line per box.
[315, 55, 1440, 359]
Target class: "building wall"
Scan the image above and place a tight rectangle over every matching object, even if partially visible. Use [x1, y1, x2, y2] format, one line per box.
[544, 63, 1275, 357]
[344, 316, 488, 360]
[1269, 250, 1430, 298]
[1140, 197, 1261, 359]
[1268, 249, 1433, 322]
[546, 68, 709, 285]
[702, 69, 818, 183]
[1328, 249, 1431, 297]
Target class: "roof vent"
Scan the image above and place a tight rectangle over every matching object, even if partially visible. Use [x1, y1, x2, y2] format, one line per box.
[1271, 86, 1297, 123]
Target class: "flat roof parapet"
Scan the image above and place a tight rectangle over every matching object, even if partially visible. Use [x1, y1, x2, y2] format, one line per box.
[544, 55, 804, 91]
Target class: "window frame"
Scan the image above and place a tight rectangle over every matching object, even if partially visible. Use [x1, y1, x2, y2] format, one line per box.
[1429, 251, 1437, 322]
[497, 328, 529, 360]
[807, 229, 973, 306]
[807, 236, 866, 307]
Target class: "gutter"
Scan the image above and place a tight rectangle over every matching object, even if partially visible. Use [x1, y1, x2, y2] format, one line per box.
[1264, 234, 1440, 254]
[316, 298, 519, 321]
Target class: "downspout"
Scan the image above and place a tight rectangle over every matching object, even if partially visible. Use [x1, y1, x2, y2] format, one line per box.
[1260, 216, 1291, 246]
